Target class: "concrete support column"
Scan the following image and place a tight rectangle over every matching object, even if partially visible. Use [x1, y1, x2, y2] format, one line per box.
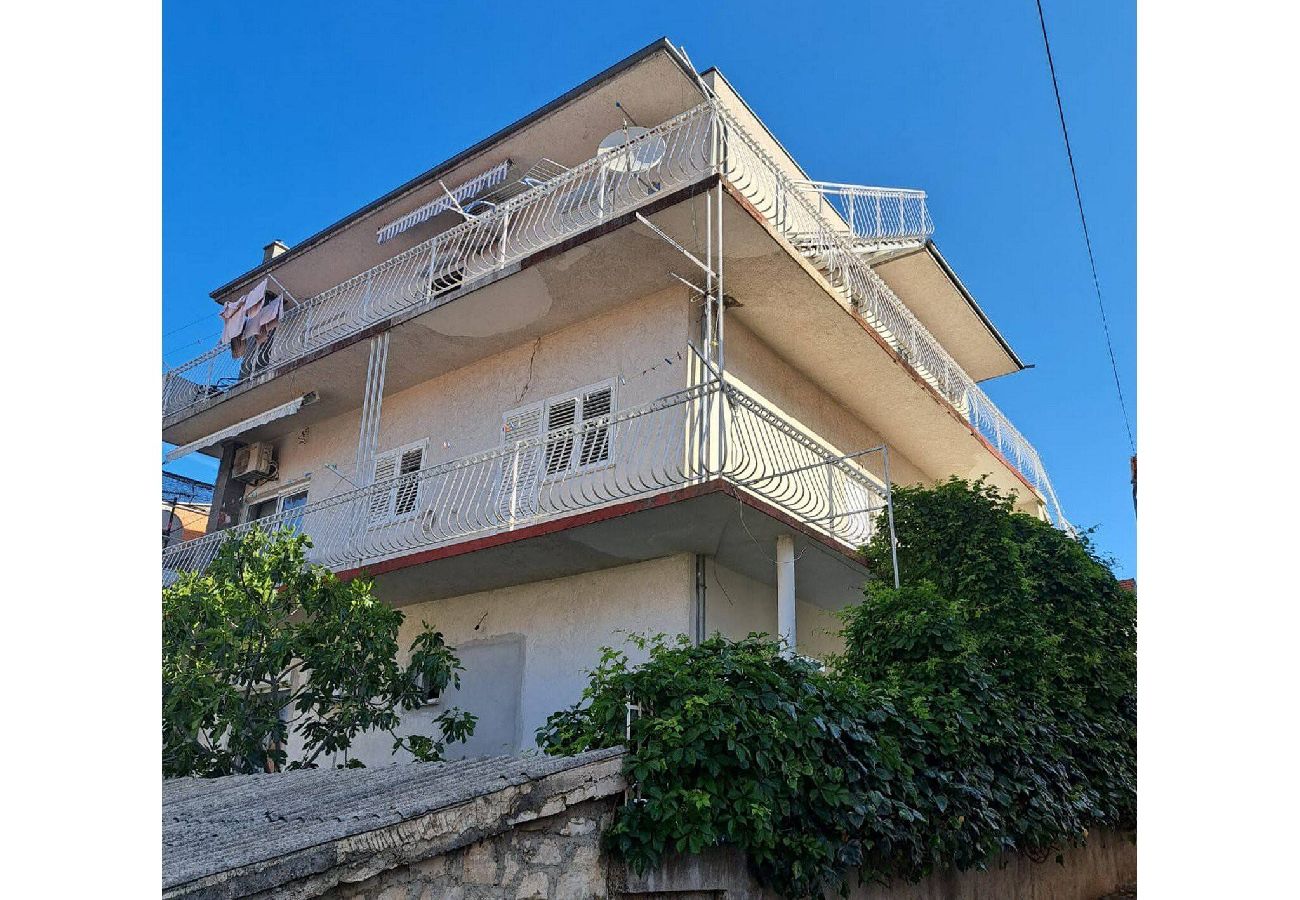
[776, 535, 796, 657]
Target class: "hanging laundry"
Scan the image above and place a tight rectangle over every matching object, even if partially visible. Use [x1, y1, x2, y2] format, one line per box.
[220, 295, 246, 346]
[242, 278, 268, 323]
[231, 279, 269, 359]
[253, 290, 283, 341]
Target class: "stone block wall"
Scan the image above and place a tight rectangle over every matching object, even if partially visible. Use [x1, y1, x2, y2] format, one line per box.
[309, 795, 1133, 900]
[319, 798, 618, 900]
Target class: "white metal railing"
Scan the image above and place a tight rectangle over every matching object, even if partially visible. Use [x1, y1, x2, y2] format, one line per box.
[790, 180, 932, 250]
[161, 98, 1064, 527]
[712, 104, 1068, 528]
[161, 103, 719, 420]
[161, 380, 892, 584]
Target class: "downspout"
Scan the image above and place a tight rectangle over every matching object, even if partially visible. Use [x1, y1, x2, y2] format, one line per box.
[694, 554, 708, 645]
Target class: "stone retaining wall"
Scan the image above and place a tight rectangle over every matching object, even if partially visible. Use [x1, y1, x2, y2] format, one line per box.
[312, 791, 1134, 900]
[317, 798, 616, 900]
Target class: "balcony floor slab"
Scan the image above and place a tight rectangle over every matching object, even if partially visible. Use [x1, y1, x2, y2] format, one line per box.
[339, 479, 877, 614]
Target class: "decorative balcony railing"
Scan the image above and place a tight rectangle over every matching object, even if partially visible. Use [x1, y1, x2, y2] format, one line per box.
[161, 97, 1065, 528]
[790, 181, 933, 253]
[161, 380, 893, 584]
[711, 104, 1068, 528]
[161, 103, 719, 420]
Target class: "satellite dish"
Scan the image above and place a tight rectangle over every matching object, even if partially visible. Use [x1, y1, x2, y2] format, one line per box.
[598, 126, 667, 174]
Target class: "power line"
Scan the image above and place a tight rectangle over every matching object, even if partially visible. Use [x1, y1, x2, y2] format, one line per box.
[163, 310, 217, 339]
[1034, 0, 1135, 455]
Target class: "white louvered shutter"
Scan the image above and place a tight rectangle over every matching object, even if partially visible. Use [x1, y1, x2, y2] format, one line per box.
[369, 454, 397, 525]
[393, 447, 424, 516]
[579, 386, 613, 467]
[544, 397, 578, 474]
[499, 402, 544, 521]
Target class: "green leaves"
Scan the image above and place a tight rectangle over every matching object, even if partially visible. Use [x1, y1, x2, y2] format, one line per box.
[162, 527, 475, 777]
[537, 479, 1135, 899]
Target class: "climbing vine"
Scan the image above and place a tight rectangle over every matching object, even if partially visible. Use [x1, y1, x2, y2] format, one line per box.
[538, 479, 1135, 898]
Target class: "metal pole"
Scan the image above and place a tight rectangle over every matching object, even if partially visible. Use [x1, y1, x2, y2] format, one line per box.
[882, 447, 900, 589]
[776, 535, 796, 658]
[702, 188, 716, 476]
[715, 180, 727, 474]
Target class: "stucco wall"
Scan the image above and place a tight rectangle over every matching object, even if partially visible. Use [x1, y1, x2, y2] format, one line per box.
[702, 557, 847, 659]
[628, 828, 1137, 899]
[715, 314, 931, 488]
[291, 555, 694, 768]
[241, 286, 692, 515]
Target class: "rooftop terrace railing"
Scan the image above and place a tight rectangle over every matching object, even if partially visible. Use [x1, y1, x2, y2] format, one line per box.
[161, 380, 893, 584]
[161, 98, 1064, 528]
[790, 180, 933, 252]
[711, 104, 1068, 528]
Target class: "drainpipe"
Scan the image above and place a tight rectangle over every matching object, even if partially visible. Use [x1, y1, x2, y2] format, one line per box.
[776, 535, 796, 657]
[694, 554, 707, 645]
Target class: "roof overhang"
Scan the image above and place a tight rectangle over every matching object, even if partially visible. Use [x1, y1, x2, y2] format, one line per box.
[872, 242, 1024, 382]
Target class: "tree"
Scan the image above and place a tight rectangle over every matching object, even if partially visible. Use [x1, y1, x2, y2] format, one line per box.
[163, 527, 474, 778]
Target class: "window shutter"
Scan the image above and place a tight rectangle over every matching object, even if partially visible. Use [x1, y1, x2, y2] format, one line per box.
[500, 402, 544, 520]
[369, 454, 397, 524]
[544, 397, 577, 474]
[394, 447, 424, 516]
[579, 386, 613, 466]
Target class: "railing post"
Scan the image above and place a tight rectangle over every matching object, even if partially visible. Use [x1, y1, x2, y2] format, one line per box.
[827, 461, 835, 529]
[499, 210, 510, 269]
[508, 445, 521, 526]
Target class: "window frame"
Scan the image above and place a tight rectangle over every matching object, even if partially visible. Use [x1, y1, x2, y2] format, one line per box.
[539, 379, 617, 481]
[367, 439, 428, 528]
[243, 481, 312, 526]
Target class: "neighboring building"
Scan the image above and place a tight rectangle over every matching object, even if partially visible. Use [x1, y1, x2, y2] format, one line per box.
[161, 39, 1070, 762]
[163, 471, 213, 547]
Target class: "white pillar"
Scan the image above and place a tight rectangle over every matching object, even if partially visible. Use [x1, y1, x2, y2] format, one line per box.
[776, 535, 796, 658]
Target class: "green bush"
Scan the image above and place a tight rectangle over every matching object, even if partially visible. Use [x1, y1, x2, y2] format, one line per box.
[538, 479, 1135, 898]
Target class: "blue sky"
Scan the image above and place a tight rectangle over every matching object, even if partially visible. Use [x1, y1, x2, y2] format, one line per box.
[163, 1, 1136, 574]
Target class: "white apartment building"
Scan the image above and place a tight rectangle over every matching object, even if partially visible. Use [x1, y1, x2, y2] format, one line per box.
[162, 39, 1068, 761]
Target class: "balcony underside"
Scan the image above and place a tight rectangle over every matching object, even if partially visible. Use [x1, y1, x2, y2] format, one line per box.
[345, 479, 876, 612]
[701, 186, 1048, 512]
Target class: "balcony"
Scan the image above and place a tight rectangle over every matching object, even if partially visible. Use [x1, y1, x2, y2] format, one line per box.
[162, 98, 1066, 528]
[161, 379, 893, 586]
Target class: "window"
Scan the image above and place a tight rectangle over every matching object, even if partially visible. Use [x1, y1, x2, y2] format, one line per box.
[540, 381, 614, 477]
[245, 486, 310, 533]
[498, 404, 545, 521]
[369, 442, 426, 526]
[498, 380, 615, 521]
[280, 490, 309, 533]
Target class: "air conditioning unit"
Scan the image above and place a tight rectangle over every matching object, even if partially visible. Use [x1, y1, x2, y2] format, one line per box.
[233, 442, 276, 483]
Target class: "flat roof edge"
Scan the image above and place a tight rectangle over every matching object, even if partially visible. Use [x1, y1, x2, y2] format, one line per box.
[923, 241, 1026, 374]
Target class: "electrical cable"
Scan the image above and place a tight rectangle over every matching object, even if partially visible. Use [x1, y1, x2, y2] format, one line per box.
[1034, 0, 1135, 454]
